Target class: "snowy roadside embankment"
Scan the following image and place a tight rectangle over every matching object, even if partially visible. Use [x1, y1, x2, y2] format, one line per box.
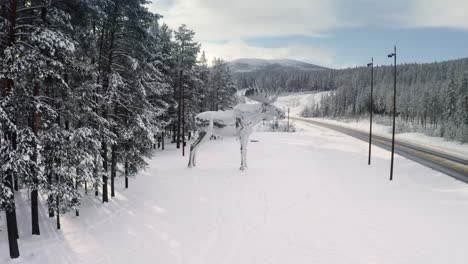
[296, 117, 468, 160]
[3, 124, 468, 264]
[274, 92, 468, 159]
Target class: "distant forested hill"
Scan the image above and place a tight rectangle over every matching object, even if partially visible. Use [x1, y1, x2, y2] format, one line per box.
[233, 58, 468, 142]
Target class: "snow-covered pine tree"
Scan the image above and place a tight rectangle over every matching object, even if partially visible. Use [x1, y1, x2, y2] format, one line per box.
[0, 0, 21, 255]
[146, 22, 176, 152]
[195, 51, 210, 112]
[172, 24, 200, 150]
[208, 58, 237, 111]
[26, 2, 80, 229]
[182, 51, 209, 133]
[54, 0, 105, 214]
[0, 0, 61, 256]
[0, 0, 225, 259]
[91, 0, 170, 193]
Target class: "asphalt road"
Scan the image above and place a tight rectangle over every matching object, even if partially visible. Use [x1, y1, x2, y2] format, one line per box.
[291, 117, 468, 183]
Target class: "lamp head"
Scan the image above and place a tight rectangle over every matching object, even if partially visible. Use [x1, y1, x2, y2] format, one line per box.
[367, 63, 373, 67]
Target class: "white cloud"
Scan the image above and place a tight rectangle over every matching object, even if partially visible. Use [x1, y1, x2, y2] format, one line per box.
[147, 0, 339, 65]
[149, 0, 341, 42]
[147, 0, 468, 67]
[405, 0, 468, 30]
[202, 40, 335, 66]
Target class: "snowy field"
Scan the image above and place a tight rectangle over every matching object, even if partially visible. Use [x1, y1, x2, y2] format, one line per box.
[2, 123, 468, 263]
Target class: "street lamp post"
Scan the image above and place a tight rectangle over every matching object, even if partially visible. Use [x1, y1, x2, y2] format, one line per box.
[388, 46, 397, 181]
[367, 58, 374, 166]
[287, 107, 290, 132]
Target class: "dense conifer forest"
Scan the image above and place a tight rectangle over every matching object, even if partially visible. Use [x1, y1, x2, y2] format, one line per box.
[0, 0, 236, 258]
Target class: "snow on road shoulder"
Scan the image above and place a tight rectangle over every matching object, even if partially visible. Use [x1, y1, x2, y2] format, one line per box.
[274, 92, 468, 159]
[299, 117, 468, 159]
[2, 125, 468, 264]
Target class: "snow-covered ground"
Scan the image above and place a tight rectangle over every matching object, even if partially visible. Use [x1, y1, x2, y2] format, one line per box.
[274, 92, 468, 159]
[2, 123, 468, 264]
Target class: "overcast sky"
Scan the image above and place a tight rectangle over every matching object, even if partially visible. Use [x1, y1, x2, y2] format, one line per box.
[147, 0, 468, 68]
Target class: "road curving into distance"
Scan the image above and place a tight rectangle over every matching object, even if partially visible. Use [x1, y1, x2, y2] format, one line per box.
[291, 117, 468, 184]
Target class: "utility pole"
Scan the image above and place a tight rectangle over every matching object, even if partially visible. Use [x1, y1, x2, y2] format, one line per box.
[367, 58, 374, 165]
[287, 107, 290, 132]
[388, 46, 397, 181]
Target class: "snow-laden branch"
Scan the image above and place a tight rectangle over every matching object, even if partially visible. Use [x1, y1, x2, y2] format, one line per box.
[15, 40, 34, 50]
[14, 24, 36, 30]
[111, 64, 128, 72]
[16, 5, 48, 14]
[14, 32, 31, 37]
[16, 16, 39, 22]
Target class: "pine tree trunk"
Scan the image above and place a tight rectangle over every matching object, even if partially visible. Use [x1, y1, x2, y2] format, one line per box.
[11, 204, 19, 239]
[182, 87, 186, 156]
[125, 157, 129, 189]
[48, 194, 55, 217]
[93, 155, 98, 197]
[3, 134, 20, 251]
[31, 189, 39, 233]
[75, 176, 80, 217]
[111, 143, 116, 197]
[41, 85, 55, 218]
[3, 70, 20, 259]
[6, 213, 20, 257]
[111, 105, 117, 197]
[6, 175, 20, 259]
[55, 143, 60, 230]
[56, 197, 60, 230]
[177, 71, 183, 149]
[31, 82, 40, 235]
[94, 24, 104, 200]
[54, 87, 62, 229]
[100, 98, 108, 203]
[100, 14, 118, 203]
[102, 140, 108, 203]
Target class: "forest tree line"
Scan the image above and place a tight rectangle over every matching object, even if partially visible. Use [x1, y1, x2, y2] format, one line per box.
[235, 58, 468, 143]
[0, 0, 236, 259]
[304, 59, 468, 143]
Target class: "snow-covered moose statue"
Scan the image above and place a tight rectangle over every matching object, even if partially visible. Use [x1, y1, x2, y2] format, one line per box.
[188, 87, 285, 170]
